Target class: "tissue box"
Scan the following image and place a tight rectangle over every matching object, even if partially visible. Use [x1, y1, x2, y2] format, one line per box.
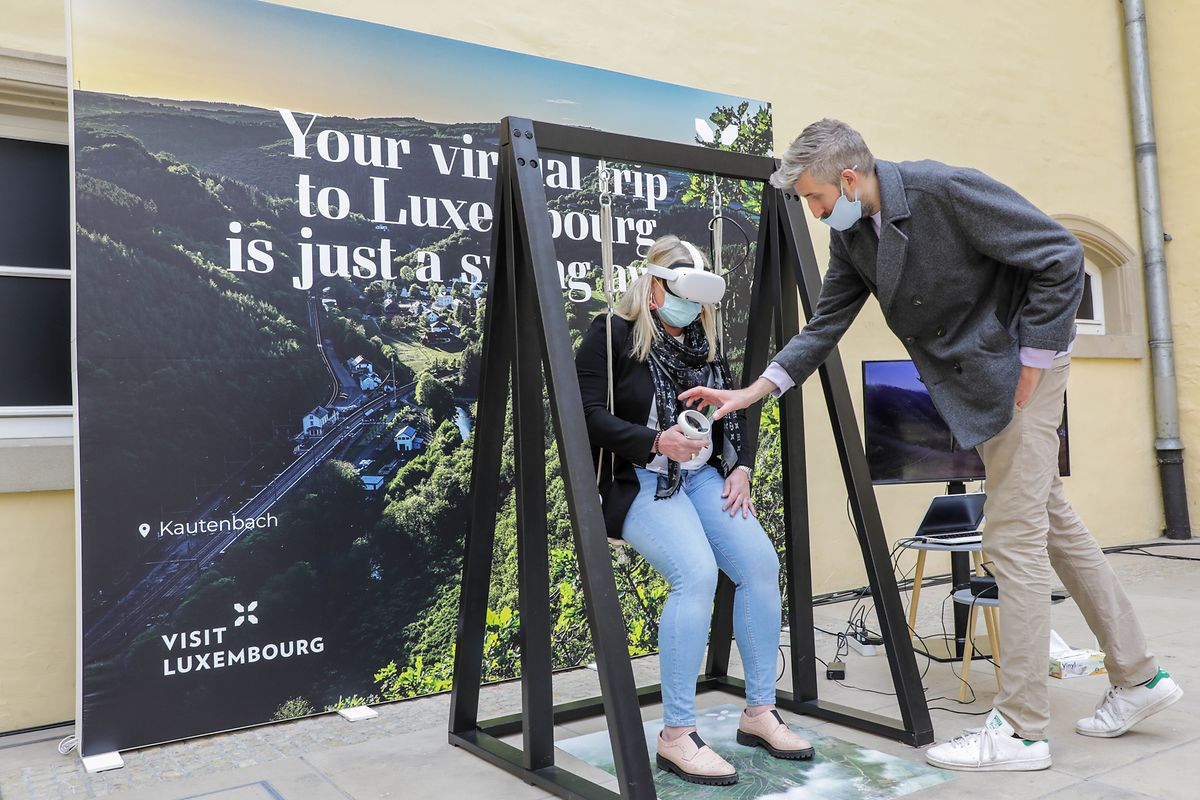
[1050, 649, 1107, 679]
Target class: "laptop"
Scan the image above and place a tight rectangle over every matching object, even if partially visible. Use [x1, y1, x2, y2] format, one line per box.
[912, 493, 987, 545]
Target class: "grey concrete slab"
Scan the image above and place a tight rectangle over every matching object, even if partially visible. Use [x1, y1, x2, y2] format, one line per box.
[1086, 737, 1200, 799]
[95, 757, 353, 800]
[303, 725, 553, 800]
[1033, 779, 1163, 799]
[0, 752, 355, 800]
[0, 726, 73, 775]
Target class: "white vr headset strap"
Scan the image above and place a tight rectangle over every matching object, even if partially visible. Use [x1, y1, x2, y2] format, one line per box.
[644, 239, 706, 286]
[644, 263, 677, 282]
[680, 239, 705, 270]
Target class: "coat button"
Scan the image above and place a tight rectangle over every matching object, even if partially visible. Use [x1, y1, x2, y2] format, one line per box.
[912, 295, 923, 306]
[905, 336, 916, 344]
[954, 362, 963, 374]
[936, 326, 945, 337]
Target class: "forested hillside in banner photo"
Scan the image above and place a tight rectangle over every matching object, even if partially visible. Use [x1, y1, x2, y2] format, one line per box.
[75, 91, 784, 734]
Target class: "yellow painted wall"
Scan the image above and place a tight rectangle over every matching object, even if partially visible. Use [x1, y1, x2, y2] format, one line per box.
[0, 0, 1187, 730]
[0, 491, 75, 732]
[1145, 1, 1200, 536]
[0, 2, 76, 734]
[0, 1, 64, 56]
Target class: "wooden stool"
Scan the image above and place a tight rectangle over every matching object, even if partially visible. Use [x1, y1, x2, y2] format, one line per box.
[950, 587, 1002, 701]
[903, 539, 993, 663]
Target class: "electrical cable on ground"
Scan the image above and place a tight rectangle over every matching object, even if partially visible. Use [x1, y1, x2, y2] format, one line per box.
[771, 501, 1195, 719]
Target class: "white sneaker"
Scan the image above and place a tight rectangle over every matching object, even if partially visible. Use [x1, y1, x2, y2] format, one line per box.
[1076, 667, 1183, 738]
[925, 708, 1051, 772]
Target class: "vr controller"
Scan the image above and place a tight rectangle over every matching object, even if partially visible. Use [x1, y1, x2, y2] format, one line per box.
[677, 407, 714, 441]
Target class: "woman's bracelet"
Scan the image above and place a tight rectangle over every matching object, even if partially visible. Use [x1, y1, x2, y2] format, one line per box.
[651, 430, 663, 457]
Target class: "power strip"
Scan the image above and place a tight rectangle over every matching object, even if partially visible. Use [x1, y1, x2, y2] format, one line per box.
[847, 633, 883, 657]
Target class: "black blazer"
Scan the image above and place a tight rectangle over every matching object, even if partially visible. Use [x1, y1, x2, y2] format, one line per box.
[575, 314, 751, 539]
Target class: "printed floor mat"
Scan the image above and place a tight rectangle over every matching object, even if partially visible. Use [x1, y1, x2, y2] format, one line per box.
[556, 704, 951, 799]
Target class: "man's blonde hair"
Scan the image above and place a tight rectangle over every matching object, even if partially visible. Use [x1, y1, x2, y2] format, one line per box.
[614, 234, 717, 362]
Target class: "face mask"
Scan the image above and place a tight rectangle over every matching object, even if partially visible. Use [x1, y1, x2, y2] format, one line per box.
[820, 169, 863, 232]
[657, 291, 701, 328]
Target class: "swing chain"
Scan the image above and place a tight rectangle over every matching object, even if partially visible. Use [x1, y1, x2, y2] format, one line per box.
[596, 159, 617, 496]
[709, 175, 725, 354]
[598, 159, 612, 208]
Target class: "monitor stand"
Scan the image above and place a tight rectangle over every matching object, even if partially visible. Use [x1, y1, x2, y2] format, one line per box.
[913, 480, 993, 663]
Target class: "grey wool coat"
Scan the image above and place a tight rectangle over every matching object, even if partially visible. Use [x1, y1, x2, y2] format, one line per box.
[772, 159, 1085, 449]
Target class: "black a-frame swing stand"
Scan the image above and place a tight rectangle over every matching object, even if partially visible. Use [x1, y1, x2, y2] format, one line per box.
[448, 118, 933, 800]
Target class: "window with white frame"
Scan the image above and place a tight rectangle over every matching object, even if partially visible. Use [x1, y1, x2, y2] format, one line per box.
[1053, 214, 1145, 360]
[0, 136, 71, 410]
[0, 49, 73, 492]
[1075, 260, 1106, 336]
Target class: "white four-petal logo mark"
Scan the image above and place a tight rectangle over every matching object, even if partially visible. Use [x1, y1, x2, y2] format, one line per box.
[234, 601, 259, 626]
[694, 119, 739, 147]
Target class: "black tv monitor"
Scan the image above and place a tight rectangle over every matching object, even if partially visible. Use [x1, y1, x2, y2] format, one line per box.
[863, 359, 1070, 485]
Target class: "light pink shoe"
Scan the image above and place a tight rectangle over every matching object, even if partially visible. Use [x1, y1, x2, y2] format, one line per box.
[736, 709, 815, 760]
[655, 730, 738, 786]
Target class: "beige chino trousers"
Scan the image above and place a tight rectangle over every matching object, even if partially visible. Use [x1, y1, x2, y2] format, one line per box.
[975, 354, 1157, 740]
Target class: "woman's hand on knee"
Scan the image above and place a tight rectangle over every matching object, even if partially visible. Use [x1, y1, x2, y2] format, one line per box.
[721, 469, 756, 519]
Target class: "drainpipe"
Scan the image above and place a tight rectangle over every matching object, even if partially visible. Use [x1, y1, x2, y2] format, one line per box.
[1122, 0, 1191, 539]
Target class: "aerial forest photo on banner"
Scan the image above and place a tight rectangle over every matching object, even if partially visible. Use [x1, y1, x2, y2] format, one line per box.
[70, 0, 775, 755]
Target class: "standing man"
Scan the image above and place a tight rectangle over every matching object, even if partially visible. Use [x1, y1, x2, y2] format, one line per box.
[680, 119, 1181, 772]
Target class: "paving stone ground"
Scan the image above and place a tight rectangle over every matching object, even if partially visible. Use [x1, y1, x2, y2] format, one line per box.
[1, 545, 1196, 799]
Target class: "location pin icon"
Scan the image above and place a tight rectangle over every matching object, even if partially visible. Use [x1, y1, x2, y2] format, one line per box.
[138, 523, 151, 538]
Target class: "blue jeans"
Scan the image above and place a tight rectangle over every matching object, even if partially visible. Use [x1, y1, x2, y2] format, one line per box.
[621, 465, 782, 727]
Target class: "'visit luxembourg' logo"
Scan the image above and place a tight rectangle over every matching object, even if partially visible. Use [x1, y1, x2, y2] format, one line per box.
[234, 601, 259, 626]
[159, 599, 326, 676]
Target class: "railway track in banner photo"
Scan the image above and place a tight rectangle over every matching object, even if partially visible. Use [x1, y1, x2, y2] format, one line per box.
[83, 297, 420, 660]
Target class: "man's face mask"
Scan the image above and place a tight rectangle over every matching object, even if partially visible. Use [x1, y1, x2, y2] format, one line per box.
[819, 167, 863, 232]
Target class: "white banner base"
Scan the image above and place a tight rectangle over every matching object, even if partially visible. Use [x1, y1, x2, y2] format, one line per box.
[81, 751, 124, 773]
[336, 706, 378, 723]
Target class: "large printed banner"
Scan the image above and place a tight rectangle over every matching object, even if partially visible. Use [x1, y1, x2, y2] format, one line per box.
[71, 0, 772, 755]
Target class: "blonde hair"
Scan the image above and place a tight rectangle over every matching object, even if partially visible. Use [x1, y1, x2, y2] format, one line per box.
[613, 234, 718, 362]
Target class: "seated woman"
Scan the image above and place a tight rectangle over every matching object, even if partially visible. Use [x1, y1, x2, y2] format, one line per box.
[575, 234, 814, 786]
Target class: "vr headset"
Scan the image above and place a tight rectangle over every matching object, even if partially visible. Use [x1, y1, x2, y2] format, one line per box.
[643, 240, 726, 304]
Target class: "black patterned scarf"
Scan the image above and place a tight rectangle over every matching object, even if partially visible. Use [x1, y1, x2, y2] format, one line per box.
[647, 314, 745, 499]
